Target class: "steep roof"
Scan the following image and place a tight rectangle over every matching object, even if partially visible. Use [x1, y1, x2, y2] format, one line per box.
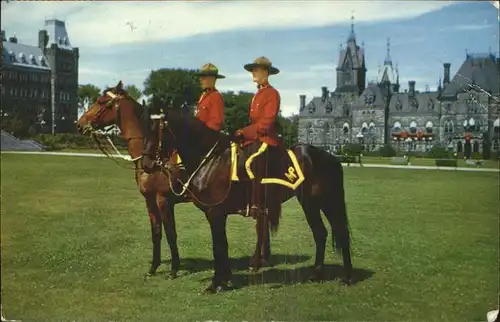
[442, 54, 499, 98]
[2, 41, 51, 70]
[44, 19, 73, 49]
[389, 91, 440, 114]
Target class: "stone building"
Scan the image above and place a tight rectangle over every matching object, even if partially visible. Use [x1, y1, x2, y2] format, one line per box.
[298, 20, 500, 155]
[1, 19, 79, 134]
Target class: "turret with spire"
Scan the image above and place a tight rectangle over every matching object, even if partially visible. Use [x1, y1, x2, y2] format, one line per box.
[335, 12, 366, 95]
[378, 37, 399, 93]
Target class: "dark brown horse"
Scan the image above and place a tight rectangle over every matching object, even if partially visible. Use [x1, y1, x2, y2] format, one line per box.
[143, 96, 353, 293]
[76, 81, 271, 280]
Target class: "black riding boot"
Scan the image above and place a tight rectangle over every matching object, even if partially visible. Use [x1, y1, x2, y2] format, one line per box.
[247, 179, 263, 219]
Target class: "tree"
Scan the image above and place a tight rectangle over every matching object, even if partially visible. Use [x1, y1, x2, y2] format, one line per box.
[78, 84, 101, 109]
[221, 91, 253, 134]
[124, 84, 142, 101]
[143, 68, 201, 111]
[279, 114, 299, 148]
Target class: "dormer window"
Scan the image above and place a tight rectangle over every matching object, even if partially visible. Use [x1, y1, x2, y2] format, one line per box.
[8, 50, 15, 62]
[39, 56, 47, 66]
[63, 37, 69, 45]
[29, 54, 37, 64]
[19, 52, 27, 63]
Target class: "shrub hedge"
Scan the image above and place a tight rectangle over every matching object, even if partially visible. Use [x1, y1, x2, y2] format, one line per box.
[435, 159, 458, 167]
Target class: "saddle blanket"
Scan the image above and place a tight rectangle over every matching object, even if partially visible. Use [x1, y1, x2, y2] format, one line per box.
[230, 142, 305, 190]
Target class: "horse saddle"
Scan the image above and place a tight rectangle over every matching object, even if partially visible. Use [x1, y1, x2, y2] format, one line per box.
[230, 142, 305, 190]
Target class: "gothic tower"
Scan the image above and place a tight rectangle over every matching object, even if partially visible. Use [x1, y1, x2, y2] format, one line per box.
[335, 14, 367, 95]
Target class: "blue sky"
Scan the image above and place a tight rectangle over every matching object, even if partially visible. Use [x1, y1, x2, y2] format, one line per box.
[2, 1, 499, 116]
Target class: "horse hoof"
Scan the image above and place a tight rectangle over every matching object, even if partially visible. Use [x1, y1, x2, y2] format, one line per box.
[167, 271, 178, 280]
[143, 272, 155, 280]
[341, 275, 353, 286]
[203, 284, 224, 294]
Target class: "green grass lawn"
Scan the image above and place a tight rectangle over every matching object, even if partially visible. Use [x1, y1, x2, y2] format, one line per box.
[1, 154, 498, 321]
[361, 156, 499, 169]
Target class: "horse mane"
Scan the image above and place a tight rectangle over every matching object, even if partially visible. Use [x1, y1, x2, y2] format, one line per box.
[166, 108, 231, 147]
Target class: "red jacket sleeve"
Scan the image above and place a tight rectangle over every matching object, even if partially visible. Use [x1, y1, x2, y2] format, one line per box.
[205, 92, 224, 132]
[241, 89, 279, 139]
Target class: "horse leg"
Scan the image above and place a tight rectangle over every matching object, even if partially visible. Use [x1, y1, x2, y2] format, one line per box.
[298, 197, 327, 282]
[250, 214, 268, 272]
[321, 201, 353, 285]
[158, 195, 180, 280]
[204, 211, 231, 293]
[260, 217, 271, 267]
[144, 196, 162, 279]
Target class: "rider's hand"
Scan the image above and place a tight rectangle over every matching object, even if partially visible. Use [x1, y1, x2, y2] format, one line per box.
[232, 130, 244, 143]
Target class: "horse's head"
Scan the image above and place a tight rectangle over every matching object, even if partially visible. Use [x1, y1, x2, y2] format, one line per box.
[77, 80, 143, 137]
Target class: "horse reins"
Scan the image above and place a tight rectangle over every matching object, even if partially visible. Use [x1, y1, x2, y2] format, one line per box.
[149, 113, 234, 207]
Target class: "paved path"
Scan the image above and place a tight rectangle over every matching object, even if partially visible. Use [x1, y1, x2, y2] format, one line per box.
[2, 150, 499, 173]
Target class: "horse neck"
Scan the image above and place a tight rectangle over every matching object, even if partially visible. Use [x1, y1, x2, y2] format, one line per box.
[169, 116, 228, 171]
[118, 103, 145, 160]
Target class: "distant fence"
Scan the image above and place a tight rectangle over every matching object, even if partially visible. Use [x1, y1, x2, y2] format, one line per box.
[2, 151, 498, 173]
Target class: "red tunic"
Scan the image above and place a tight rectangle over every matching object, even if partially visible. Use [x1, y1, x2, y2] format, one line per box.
[240, 83, 281, 147]
[196, 88, 224, 132]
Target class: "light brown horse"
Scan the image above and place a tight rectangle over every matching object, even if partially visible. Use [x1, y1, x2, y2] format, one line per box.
[76, 81, 271, 280]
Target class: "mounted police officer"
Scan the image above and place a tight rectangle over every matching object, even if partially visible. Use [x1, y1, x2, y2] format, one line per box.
[193, 63, 225, 132]
[169, 63, 226, 166]
[233, 56, 282, 218]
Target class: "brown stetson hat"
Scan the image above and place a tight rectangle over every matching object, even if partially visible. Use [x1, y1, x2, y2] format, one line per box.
[194, 63, 226, 79]
[243, 56, 280, 75]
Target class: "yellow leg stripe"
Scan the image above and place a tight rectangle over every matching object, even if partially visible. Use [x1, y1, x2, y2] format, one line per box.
[230, 142, 239, 181]
[261, 149, 305, 190]
[244, 142, 268, 179]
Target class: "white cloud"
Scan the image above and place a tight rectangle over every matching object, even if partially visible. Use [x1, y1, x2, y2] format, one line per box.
[1, 1, 455, 48]
[441, 24, 493, 32]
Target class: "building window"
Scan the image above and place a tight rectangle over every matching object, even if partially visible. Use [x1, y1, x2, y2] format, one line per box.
[444, 120, 454, 133]
[409, 121, 417, 134]
[392, 121, 402, 132]
[425, 121, 433, 134]
[369, 122, 376, 135]
[306, 123, 313, 143]
[493, 140, 499, 151]
[343, 122, 350, 134]
[361, 122, 368, 134]
[494, 118, 500, 134]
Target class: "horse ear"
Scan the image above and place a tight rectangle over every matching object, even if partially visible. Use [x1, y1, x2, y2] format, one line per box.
[116, 80, 123, 91]
[142, 99, 147, 107]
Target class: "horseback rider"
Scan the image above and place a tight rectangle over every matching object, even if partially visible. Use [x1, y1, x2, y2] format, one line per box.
[233, 56, 282, 218]
[193, 63, 225, 132]
[168, 63, 226, 166]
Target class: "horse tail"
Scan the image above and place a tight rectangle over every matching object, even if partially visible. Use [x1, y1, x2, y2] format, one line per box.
[330, 164, 351, 255]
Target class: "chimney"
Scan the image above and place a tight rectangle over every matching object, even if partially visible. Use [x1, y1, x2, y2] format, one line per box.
[0, 30, 5, 42]
[8, 35, 18, 44]
[321, 86, 329, 101]
[443, 63, 451, 85]
[408, 81, 415, 96]
[299, 95, 306, 111]
[38, 30, 48, 49]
